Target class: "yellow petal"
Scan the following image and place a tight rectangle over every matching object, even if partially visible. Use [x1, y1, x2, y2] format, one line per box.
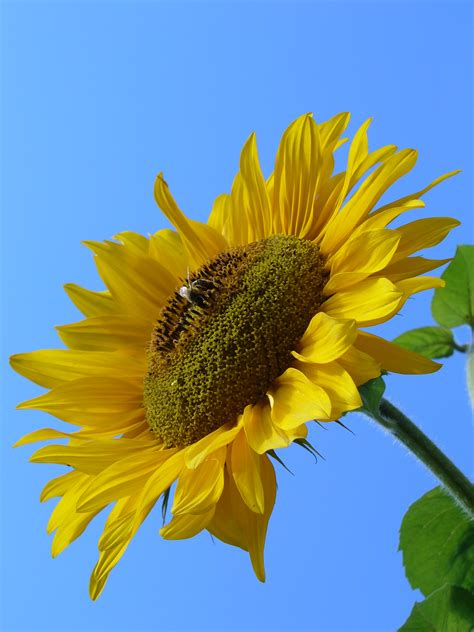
[221, 181, 252, 245]
[74, 416, 147, 439]
[356, 331, 441, 374]
[98, 497, 138, 552]
[329, 229, 400, 277]
[207, 193, 228, 236]
[375, 170, 461, 214]
[322, 278, 403, 327]
[172, 449, 225, 516]
[64, 284, 120, 317]
[231, 429, 264, 514]
[296, 361, 362, 419]
[46, 472, 91, 534]
[13, 427, 78, 448]
[207, 455, 276, 582]
[321, 148, 417, 254]
[18, 377, 143, 426]
[90, 498, 141, 600]
[351, 200, 425, 238]
[397, 276, 445, 298]
[131, 450, 185, 532]
[392, 217, 460, 260]
[317, 112, 350, 183]
[31, 438, 156, 474]
[292, 313, 357, 364]
[323, 226, 402, 293]
[322, 271, 375, 295]
[84, 240, 174, 319]
[160, 509, 215, 540]
[40, 470, 84, 502]
[238, 132, 272, 239]
[113, 231, 150, 255]
[269, 367, 332, 429]
[56, 315, 152, 352]
[272, 114, 322, 238]
[246, 455, 276, 581]
[90, 465, 176, 599]
[52, 509, 100, 557]
[148, 228, 188, 280]
[10, 349, 146, 389]
[77, 449, 171, 513]
[348, 144, 399, 190]
[379, 256, 451, 282]
[206, 467, 247, 550]
[154, 173, 227, 268]
[184, 422, 241, 469]
[243, 399, 290, 455]
[223, 136, 274, 244]
[318, 119, 372, 234]
[337, 346, 382, 386]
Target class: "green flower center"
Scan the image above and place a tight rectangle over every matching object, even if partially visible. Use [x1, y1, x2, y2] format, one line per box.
[144, 234, 327, 447]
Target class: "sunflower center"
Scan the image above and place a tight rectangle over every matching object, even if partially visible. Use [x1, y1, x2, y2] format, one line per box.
[144, 234, 327, 447]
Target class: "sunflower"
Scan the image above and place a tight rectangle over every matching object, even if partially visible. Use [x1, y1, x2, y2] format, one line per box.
[11, 113, 459, 599]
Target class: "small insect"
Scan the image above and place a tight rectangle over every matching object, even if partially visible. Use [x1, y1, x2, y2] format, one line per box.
[179, 268, 215, 307]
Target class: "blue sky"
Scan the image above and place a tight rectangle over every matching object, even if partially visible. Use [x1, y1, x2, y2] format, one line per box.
[2, 2, 473, 631]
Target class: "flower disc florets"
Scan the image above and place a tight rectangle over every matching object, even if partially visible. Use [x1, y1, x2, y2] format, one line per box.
[144, 234, 327, 447]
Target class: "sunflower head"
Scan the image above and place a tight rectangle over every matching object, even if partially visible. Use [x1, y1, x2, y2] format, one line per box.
[145, 234, 327, 447]
[11, 112, 459, 599]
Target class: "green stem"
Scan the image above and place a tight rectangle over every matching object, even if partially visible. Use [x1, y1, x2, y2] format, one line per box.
[369, 398, 474, 518]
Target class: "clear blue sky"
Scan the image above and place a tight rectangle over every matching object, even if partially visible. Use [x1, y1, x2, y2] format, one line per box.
[1, 2, 473, 631]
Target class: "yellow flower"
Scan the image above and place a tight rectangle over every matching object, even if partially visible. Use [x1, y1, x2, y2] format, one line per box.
[11, 113, 459, 599]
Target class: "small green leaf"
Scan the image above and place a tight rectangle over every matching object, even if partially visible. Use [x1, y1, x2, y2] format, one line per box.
[399, 585, 474, 632]
[432, 245, 474, 328]
[358, 376, 386, 417]
[393, 327, 455, 359]
[400, 487, 474, 597]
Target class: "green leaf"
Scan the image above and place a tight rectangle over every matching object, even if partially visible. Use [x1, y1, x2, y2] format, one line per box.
[400, 487, 474, 596]
[357, 376, 386, 417]
[399, 585, 474, 632]
[393, 327, 455, 359]
[432, 245, 474, 328]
